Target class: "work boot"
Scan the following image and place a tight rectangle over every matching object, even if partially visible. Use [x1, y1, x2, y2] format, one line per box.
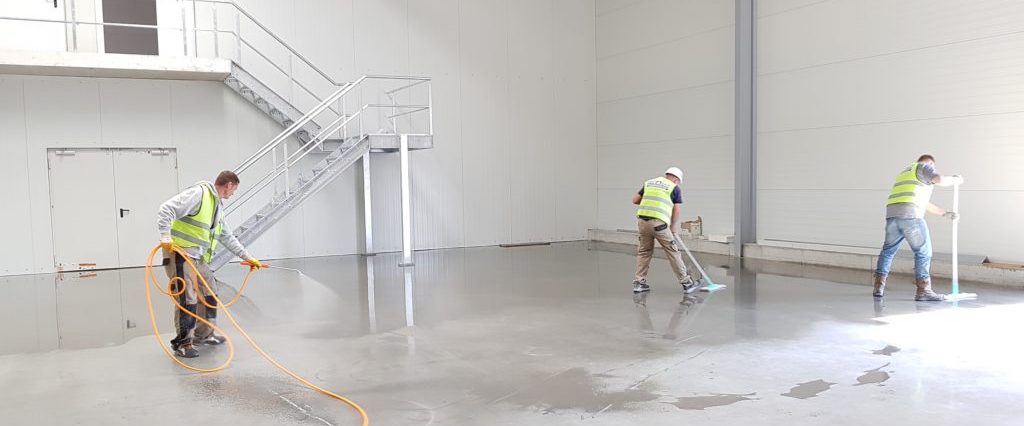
[914, 277, 947, 302]
[199, 334, 227, 345]
[872, 273, 887, 298]
[632, 280, 650, 293]
[174, 343, 199, 358]
[680, 276, 698, 294]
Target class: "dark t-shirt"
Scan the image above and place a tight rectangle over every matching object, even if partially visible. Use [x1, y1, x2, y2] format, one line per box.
[638, 185, 683, 204]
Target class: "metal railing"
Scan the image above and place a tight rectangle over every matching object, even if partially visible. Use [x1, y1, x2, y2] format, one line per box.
[224, 74, 432, 217]
[185, 0, 350, 122]
[0, 0, 434, 240]
[0, 0, 348, 122]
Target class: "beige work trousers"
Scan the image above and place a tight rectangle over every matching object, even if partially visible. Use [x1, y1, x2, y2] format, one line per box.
[634, 218, 690, 284]
[163, 250, 220, 345]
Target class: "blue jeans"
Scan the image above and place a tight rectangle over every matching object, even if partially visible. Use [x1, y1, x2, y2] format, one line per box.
[875, 218, 932, 280]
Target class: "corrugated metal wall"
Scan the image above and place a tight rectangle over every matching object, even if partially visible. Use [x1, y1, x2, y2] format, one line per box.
[595, 0, 736, 237]
[757, 0, 1024, 261]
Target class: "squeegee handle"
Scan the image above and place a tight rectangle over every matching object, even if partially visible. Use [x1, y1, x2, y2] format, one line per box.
[240, 260, 270, 267]
[951, 182, 959, 294]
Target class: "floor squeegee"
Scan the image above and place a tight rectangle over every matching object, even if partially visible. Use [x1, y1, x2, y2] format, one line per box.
[673, 234, 727, 292]
[947, 182, 978, 301]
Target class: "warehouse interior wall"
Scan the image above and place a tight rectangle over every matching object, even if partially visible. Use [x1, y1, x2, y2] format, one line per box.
[0, 0, 597, 276]
[595, 0, 736, 238]
[756, 0, 1024, 262]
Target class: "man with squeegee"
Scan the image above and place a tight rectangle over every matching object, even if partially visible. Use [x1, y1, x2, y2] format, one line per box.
[873, 154, 963, 301]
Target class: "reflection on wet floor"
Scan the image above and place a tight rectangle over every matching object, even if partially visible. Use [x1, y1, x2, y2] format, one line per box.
[2, 241, 1024, 425]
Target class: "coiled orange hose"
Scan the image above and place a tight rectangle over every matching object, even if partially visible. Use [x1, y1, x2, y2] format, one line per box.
[144, 245, 369, 425]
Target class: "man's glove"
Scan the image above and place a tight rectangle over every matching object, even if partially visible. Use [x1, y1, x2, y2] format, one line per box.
[160, 234, 173, 250]
[943, 211, 960, 221]
[948, 175, 964, 186]
[245, 258, 265, 270]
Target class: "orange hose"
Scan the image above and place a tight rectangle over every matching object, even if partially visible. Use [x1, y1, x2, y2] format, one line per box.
[144, 245, 369, 425]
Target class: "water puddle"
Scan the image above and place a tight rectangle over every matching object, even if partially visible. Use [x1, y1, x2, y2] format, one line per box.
[494, 368, 660, 414]
[669, 393, 757, 410]
[872, 345, 901, 356]
[781, 379, 835, 399]
[855, 363, 891, 386]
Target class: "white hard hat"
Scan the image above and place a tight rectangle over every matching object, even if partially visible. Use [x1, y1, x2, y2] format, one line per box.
[665, 167, 683, 180]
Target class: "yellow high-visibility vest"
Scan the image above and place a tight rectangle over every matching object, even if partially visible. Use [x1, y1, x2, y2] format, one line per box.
[886, 162, 933, 208]
[170, 182, 223, 263]
[637, 176, 677, 224]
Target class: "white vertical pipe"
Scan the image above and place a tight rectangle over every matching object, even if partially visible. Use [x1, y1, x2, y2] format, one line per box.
[362, 153, 374, 255]
[951, 183, 960, 294]
[365, 256, 377, 333]
[399, 134, 414, 266]
[404, 267, 415, 327]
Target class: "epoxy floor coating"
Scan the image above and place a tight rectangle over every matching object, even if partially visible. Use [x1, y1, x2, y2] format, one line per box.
[2, 242, 1023, 425]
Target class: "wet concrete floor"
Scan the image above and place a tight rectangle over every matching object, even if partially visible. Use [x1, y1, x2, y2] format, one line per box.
[2, 241, 1023, 425]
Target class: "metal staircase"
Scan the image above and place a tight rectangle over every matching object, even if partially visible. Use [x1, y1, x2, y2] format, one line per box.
[0, 0, 434, 269]
[182, 0, 433, 269]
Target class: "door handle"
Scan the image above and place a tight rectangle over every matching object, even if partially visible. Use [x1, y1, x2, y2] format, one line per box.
[119, 208, 130, 218]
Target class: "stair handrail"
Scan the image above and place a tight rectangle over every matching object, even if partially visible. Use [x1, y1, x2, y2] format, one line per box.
[235, 76, 364, 175]
[225, 75, 432, 217]
[186, 0, 343, 86]
[184, 0, 354, 121]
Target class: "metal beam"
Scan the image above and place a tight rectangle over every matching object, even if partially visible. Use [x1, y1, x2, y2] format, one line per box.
[362, 153, 374, 255]
[399, 134, 415, 267]
[735, 0, 757, 257]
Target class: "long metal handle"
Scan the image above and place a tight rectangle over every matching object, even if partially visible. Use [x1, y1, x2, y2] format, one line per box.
[674, 234, 711, 283]
[951, 182, 960, 294]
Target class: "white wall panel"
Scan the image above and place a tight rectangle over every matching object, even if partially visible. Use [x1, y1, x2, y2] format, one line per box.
[759, 32, 1024, 133]
[354, 0, 409, 76]
[757, 0, 829, 18]
[99, 79, 172, 146]
[459, 0, 512, 247]
[554, 0, 598, 241]
[596, 0, 643, 16]
[596, 0, 734, 237]
[759, 114, 1024, 192]
[0, 79, 34, 275]
[597, 0, 733, 58]
[598, 26, 733, 102]
[758, 0, 1024, 262]
[598, 137, 733, 191]
[598, 82, 733, 144]
[759, 0, 1024, 74]
[169, 80, 239, 186]
[1, 0, 599, 275]
[508, 0, 556, 243]
[409, 0, 465, 250]
[24, 78, 102, 144]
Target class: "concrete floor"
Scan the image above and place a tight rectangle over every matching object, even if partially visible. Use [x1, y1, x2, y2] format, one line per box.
[2, 242, 1023, 425]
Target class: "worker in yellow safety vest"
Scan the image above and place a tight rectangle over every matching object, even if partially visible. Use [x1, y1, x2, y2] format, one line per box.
[156, 170, 264, 358]
[631, 167, 697, 294]
[873, 154, 962, 301]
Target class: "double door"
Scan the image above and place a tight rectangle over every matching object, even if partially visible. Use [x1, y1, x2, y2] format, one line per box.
[48, 148, 178, 270]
